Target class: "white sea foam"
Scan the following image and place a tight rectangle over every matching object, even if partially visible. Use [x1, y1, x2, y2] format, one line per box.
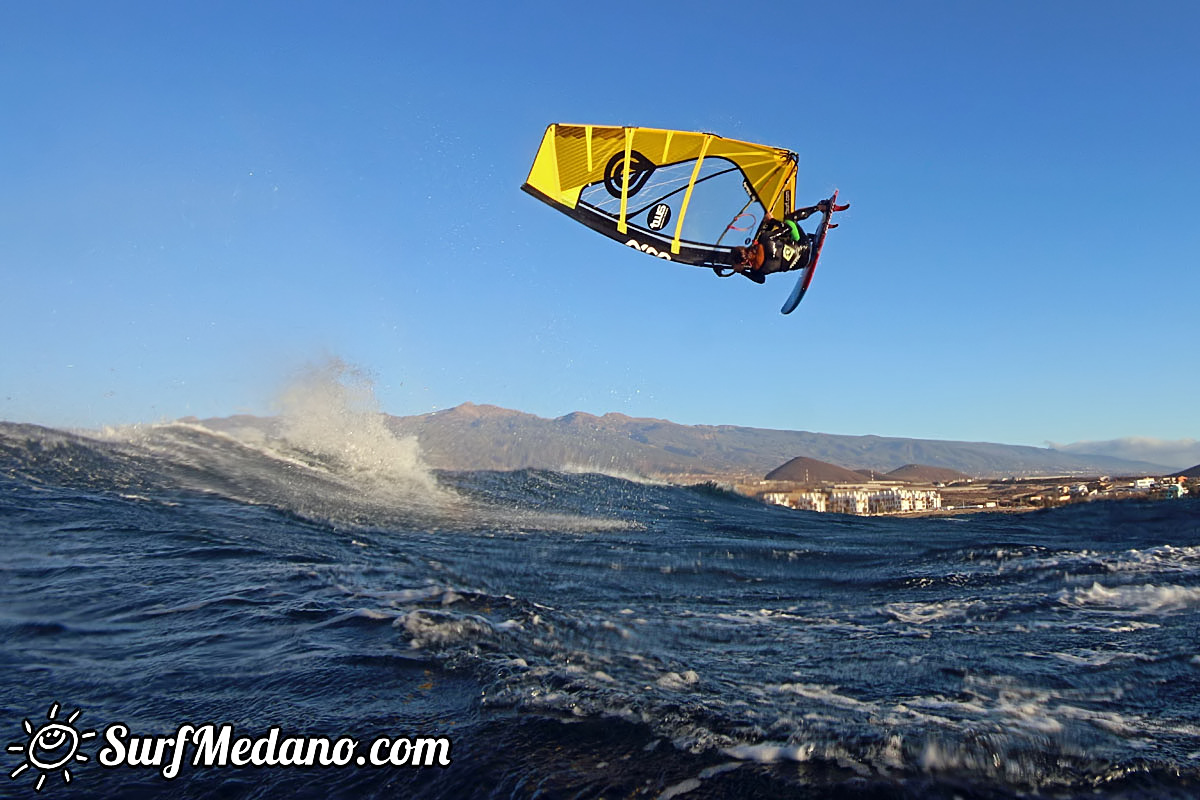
[1041, 649, 1152, 667]
[656, 670, 700, 690]
[903, 695, 989, 717]
[655, 777, 702, 799]
[883, 599, 985, 625]
[966, 544, 1200, 583]
[697, 762, 742, 779]
[400, 608, 498, 647]
[1059, 582, 1200, 615]
[1054, 704, 1139, 737]
[351, 607, 397, 621]
[774, 683, 876, 712]
[721, 742, 816, 763]
[1104, 544, 1200, 575]
[335, 584, 459, 606]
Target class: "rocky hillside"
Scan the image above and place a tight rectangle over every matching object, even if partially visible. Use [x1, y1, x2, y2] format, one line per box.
[377, 403, 1172, 479]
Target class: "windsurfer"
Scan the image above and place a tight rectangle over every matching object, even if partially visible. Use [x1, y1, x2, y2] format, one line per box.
[730, 199, 832, 283]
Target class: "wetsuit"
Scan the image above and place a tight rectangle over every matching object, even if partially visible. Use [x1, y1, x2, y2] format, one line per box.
[734, 219, 812, 284]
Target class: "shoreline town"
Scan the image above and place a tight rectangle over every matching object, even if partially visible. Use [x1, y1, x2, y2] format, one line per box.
[688, 472, 1194, 517]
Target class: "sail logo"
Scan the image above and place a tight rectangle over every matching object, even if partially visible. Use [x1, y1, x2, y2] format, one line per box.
[647, 203, 672, 231]
[624, 239, 672, 259]
[603, 150, 655, 199]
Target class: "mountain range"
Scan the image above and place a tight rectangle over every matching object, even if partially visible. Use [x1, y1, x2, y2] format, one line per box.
[341, 403, 1174, 479]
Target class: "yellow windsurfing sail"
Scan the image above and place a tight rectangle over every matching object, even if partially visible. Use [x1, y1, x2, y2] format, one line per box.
[521, 124, 798, 267]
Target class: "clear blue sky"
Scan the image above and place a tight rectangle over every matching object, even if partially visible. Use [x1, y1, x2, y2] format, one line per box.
[2, 1, 1197, 450]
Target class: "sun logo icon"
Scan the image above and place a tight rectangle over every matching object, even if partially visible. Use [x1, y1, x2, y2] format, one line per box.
[6, 703, 96, 792]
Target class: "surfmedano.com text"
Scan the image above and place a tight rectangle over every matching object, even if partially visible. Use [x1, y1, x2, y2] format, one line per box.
[99, 722, 452, 779]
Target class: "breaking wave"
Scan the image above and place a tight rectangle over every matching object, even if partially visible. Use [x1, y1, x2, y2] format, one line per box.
[4, 358, 625, 533]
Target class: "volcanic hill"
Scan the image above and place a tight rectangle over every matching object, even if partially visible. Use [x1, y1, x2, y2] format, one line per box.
[765, 457, 867, 484]
[886, 464, 973, 484]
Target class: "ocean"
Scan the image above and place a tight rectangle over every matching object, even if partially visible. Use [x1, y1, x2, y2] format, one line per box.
[2, 408, 1198, 799]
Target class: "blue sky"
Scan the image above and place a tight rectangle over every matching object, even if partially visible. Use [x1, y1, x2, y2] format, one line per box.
[2, 1, 1197, 454]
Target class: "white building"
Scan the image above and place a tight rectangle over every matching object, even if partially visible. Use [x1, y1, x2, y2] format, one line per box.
[868, 487, 943, 514]
[827, 489, 872, 515]
[763, 487, 942, 516]
[791, 491, 829, 513]
[762, 491, 829, 513]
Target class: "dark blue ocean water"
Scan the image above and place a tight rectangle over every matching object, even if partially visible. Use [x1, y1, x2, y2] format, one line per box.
[2, 419, 1199, 799]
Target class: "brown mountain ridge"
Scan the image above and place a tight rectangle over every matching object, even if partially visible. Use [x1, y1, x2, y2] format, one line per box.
[195, 402, 1177, 479]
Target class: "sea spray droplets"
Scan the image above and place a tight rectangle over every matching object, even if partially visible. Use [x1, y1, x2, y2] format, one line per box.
[276, 358, 441, 495]
[269, 361, 631, 532]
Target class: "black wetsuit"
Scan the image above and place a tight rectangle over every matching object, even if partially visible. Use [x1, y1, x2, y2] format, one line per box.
[739, 220, 811, 283]
[758, 220, 810, 274]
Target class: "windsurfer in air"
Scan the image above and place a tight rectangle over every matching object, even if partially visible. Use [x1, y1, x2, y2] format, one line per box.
[730, 198, 835, 284]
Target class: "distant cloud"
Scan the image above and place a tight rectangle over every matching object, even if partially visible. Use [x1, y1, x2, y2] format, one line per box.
[1048, 438, 1200, 471]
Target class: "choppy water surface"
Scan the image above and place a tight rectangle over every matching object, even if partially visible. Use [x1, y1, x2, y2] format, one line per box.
[2, 418, 1198, 799]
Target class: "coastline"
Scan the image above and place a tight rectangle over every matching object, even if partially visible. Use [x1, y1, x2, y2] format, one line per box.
[660, 472, 1191, 518]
